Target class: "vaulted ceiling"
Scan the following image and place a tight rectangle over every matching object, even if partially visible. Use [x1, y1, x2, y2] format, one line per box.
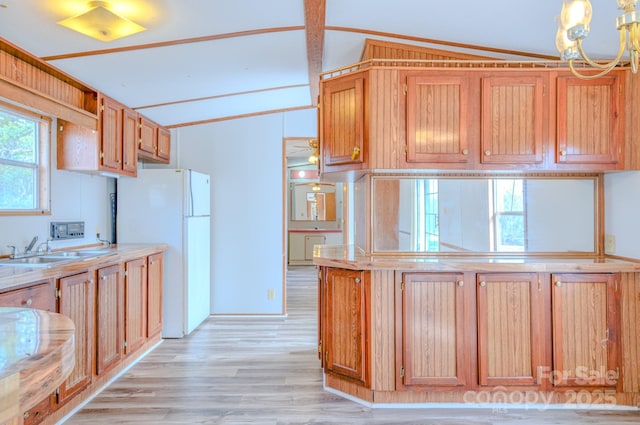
[0, 0, 626, 129]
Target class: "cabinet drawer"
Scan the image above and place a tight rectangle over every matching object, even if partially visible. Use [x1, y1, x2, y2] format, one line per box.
[23, 395, 52, 425]
[0, 282, 54, 311]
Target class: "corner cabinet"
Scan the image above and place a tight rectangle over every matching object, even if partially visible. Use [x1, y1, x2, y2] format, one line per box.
[321, 268, 370, 387]
[556, 72, 624, 168]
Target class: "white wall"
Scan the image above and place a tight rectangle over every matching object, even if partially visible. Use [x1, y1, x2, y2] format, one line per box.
[605, 171, 640, 258]
[0, 119, 113, 256]
[175, 110, 317, 315]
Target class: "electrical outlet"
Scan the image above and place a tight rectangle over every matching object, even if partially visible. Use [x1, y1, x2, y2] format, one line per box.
[604, 235, 616, 254]
[267, 288, 275, 300]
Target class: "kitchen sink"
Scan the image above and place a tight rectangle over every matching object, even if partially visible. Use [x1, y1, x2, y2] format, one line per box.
[0, 255, 71, 267]
[44, 249, 113, 258]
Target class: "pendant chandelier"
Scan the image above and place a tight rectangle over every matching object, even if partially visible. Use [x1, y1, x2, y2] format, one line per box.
[556, 0, 640, 79]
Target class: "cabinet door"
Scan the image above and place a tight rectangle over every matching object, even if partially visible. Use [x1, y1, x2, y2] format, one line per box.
[125, 257, 148, 355]
[100, 96, 122, 171]
[481, 74, 546, 164]
[96, 264, 123, 375]
[121, 107, 138, 175]
[147, 252, 164, 337]
[157, 126, 171, 161]
[324, 268, 369, 386]
[398, 273, 467, 387]
[322, 75, 365, 166]
[57, 272, 94, 404]
[557, 72, 622, 165]
[476, 273, 546, 387]
[139, 115, 157, 155]
[405, 74, 470, 163]
[551, 273, 620, 388]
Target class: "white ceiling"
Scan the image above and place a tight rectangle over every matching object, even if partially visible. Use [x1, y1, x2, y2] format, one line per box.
[0, 0, 626, 131]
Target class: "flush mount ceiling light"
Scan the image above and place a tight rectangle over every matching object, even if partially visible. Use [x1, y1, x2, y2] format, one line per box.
[556, 0, 640, 79]
[57, 1, 146, 42]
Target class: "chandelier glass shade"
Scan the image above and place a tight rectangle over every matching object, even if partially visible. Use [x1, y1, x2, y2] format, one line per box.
[556, 0, 640, 79]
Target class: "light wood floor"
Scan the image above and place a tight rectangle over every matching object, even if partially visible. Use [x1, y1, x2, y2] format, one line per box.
[65, 267, 640, 424]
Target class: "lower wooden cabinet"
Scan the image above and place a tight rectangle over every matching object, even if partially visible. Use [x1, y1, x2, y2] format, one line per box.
[321, 268, 370, 386]
[57, 271, 95, 405]
[476, 273, 547, 387]
[551, 273, 621, 389]
[125, 257, 148, 355]
[95, 264, 124, 375]
[147, 252, 164, 337]
[397, 272, 468, 387]
[0, 280, 54, 311]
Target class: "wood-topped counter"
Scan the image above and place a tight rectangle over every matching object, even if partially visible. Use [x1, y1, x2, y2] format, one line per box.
[0, 243, 168, 294]
[0, 307, 75, 424]
[313, 244, 640, 273]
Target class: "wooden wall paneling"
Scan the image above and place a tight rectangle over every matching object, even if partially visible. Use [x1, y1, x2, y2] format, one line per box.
[620, 272, 640, 392]
[368, 68, 400, 169]
[360, 39, 498, 62]
[370, 270, 396, 391]
[372, 178, 400, 251]
[624, 71, 640, 169]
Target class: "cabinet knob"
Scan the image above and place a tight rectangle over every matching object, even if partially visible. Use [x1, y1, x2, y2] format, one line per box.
[351, 146, 360, 161]
[458, 281, 464, 287]
[484, 150, 491, 156]
[555, 281, 562, 287]
[479, 281, 486, 287]
[354, 277, 361, 284]
[461, 149, 469, 155]
[24, 298, 33, 307]
[560, 150, 567, 156]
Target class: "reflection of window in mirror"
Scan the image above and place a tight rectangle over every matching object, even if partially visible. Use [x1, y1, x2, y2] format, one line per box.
[490, 179, 526, 252]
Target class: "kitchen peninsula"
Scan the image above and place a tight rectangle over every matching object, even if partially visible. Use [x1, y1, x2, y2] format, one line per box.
[314, 245, 640, 408]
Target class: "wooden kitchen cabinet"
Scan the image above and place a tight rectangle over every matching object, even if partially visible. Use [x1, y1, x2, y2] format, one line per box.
[0, 279, 54, 311]
[323, 268, 369, 386]
[476, 273, 547, 387]
[551, 273, 621, 389]
[556, 72, 623, 167]
[56, 271, 94, 405]
[147, 252, 164, 337]
[405, 73, 471, 165]
[397, 272, 469, 387]
[95, 264, 124, 375]
[138, 116, 170, 163]
[321, 72, 366, 170]
[57, 94, 138, 177]
[125, 257, 148, 355]
[480, 74, 547, 165]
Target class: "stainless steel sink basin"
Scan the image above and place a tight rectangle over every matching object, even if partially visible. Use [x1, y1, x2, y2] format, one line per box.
[0, 256, 71, 267]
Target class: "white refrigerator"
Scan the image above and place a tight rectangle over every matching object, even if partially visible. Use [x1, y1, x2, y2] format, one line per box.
[117, 169, 211, 338]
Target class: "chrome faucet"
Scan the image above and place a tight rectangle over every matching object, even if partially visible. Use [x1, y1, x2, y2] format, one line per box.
[25, 235, 38, 254]
[7, 245, 18, 258]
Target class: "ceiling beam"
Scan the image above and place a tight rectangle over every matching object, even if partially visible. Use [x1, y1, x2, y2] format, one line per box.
[304, 0, 326, 106]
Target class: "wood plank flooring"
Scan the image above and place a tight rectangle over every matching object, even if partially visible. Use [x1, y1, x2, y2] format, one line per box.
[65, 267, 640, 424]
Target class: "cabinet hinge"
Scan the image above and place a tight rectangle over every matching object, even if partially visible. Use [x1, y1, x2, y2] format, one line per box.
[100, 105, 104, 112]
[400, 365, 405, 378]
[55, 387, 60, 403]
[123, 340, 128, 349]
[318, 343, 322, 353]
[615, 279, 619, 291]
[325, 351, 328, 362]
[403, 83, 407, 96]
[55, 288, 61, 299]
[401, 281, 405, 291]
[124, 270, 128, 277]
[100, 151, 104, 159]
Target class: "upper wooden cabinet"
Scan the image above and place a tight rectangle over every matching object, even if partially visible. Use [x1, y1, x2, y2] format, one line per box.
[321, 73, 366, 170]
[556, 71, 624, 168]
[480, 74, 547, 165]
[319, 65, 630, 177]
[138, 116, 171, 164]
[406, 74, 471, 164]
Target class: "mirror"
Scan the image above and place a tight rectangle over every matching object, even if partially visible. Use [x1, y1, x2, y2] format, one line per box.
[291, 183, 337, 221]
[372, 176, 597, 254]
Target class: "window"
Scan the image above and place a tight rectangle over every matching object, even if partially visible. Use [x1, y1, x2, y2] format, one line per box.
[490, 179, 526, 252]
[0, 102, 50, 214]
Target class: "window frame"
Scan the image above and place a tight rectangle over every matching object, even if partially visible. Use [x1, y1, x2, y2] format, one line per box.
[0, 100, 51, 215]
